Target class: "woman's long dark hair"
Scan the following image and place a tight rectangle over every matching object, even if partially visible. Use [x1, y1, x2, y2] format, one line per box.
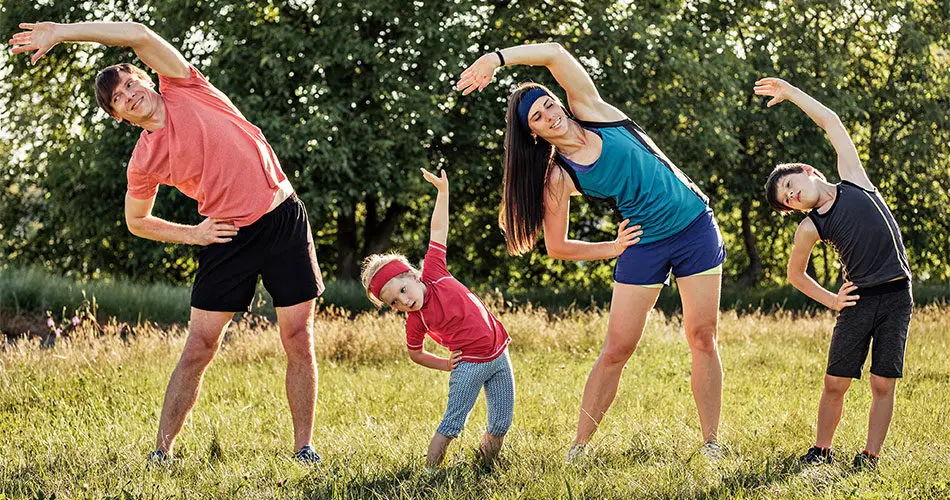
[500, 83, 560, 255]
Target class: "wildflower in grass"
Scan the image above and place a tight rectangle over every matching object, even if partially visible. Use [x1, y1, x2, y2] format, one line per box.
[47, 317, 55, 328]
[72, 316, 80, 326]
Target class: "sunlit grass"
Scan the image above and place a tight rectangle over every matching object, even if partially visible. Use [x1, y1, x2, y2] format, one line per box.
[1, 307, 948, 498]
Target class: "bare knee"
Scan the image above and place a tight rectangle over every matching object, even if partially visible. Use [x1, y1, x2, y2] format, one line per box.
[686, 324, 718, 355]
[823, 375, 852, 397]
[282, 326, 314, 362]
[600, 335, 639, 366]
[869, 375, 896, 399]
[179, 335, 220, 370]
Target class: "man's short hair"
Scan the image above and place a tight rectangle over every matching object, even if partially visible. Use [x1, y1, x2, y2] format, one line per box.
[94, 63, 152, 120]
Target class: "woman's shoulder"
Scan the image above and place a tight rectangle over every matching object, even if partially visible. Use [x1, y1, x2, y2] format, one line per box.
[569, 99, 630, 125]
[546, 163, 580, 196]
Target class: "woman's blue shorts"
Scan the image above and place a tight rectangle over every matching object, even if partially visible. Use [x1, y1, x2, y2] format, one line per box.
[614, 208, 726, 287]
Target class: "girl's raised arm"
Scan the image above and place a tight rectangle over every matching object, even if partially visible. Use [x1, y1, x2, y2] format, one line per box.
[421, 168, 449, 247]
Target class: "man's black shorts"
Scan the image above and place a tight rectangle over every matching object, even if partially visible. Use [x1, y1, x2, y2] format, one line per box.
[826, 279, 912, 379]
[191, 194, 325, 312]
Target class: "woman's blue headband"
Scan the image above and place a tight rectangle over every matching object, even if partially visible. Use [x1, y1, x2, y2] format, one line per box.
[517, 87, 549, 130]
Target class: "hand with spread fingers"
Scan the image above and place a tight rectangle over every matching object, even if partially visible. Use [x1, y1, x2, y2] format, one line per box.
[613, 219, 643, 257]
[830, 281, 860, 311]
[9, 22, 60, 65]
[446, 350, 463, 371]
[193, 217, 239, 246]
[753, 77, 798, 108]
[456, 53, 501, 96]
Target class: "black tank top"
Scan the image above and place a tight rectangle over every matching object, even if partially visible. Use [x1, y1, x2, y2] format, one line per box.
[807, 181, 911, 287]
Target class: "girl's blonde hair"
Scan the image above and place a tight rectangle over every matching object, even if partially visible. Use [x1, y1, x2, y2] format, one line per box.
[360, 253, 419, 308]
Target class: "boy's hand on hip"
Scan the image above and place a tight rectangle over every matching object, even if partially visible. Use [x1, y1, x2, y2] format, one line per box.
[447, 350, 463, 371]
[830, 281, 860, 311]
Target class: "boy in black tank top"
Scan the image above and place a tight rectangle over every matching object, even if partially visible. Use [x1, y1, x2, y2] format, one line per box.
[756, 78, 912, 471]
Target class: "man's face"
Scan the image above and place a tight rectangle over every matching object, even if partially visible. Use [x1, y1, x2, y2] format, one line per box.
[109, 72, 160, 125]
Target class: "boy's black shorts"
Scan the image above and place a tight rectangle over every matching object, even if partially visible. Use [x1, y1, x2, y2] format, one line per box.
[191, 194, 325, 312]
[826, 279, 912, 379]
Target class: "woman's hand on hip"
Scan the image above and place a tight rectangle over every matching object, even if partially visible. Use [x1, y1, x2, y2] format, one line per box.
[613, 219, 642, 257]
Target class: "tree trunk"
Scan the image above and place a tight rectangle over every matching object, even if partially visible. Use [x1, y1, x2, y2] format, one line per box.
[363, 201, 408, 256]
[335, 200, 359, 280]
[738, 198, 762, 286]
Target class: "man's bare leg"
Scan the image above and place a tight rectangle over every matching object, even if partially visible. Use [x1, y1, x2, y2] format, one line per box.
[155, 308, 234, 454]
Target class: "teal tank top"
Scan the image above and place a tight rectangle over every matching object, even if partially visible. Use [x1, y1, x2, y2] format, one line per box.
[556, 120, 708, 244]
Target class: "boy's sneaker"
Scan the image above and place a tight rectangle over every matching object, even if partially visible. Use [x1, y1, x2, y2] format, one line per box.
[147, 449, 174, 466]
[699, 441, 724, 461]
[565, 444, 588, 465]
[799, 446, 834, 465]
[852, 451, 879, 471]
[294, 445, 322, 465]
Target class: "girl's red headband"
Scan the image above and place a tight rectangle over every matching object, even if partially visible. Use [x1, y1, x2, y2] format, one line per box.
[369, 260, 412, 299]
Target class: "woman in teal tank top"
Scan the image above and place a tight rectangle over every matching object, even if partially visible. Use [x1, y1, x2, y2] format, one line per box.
[458, 43, 727, 461]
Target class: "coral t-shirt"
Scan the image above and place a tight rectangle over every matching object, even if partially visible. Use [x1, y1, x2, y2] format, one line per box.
[405, 241, 511, 362]
[126, 65, 287, 227]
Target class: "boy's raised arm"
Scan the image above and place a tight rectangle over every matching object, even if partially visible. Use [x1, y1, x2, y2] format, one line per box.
[754, 78, 874, 190]
[9, 21, 190, 78]
[421, 168, 449, 247]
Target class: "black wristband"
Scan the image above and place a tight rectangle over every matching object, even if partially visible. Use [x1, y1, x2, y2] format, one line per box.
[495, 50, 505, 67]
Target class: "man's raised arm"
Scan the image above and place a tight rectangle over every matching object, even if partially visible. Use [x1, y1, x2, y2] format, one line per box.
[9, 21, 189, 78]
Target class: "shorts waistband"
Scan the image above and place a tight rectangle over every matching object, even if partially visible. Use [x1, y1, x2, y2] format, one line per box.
[272, 192, 298, 211]
[858, 278, 910, 296]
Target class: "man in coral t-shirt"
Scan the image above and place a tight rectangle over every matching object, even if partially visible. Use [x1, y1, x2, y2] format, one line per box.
[11, 20, 325, 464]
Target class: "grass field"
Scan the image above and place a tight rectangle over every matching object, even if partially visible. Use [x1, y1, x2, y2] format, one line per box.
[1, 306, 949, 499]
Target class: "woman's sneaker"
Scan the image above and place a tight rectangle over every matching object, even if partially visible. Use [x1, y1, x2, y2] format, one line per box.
[852, 451, 879, 471]
[799, 446, 834, 465]
[565, 444, 589, 465]
[294, 445, 322, 465]
[699, 441, 724, 461]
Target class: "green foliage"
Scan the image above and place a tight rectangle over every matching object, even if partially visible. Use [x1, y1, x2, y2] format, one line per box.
[0, 0, 947, 289]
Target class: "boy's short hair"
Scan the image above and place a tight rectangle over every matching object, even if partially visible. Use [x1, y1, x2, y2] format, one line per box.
[360, 253, 418, 308]
[94, 63, 153, 120]
[763, 162, 826, 213]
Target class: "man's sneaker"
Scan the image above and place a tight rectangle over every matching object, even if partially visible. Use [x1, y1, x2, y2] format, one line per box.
[799, 446, 834, 465]
[852, 451, 879, 471]
[294, 445, 322, 465]
[565, 444, 588, 465]
[147, 449, 174, 466]
[699, 441, 724, 461]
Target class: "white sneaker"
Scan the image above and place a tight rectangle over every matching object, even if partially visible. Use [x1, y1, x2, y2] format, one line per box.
[699, 441, 724, 461]
[565, 444, 589, 465]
